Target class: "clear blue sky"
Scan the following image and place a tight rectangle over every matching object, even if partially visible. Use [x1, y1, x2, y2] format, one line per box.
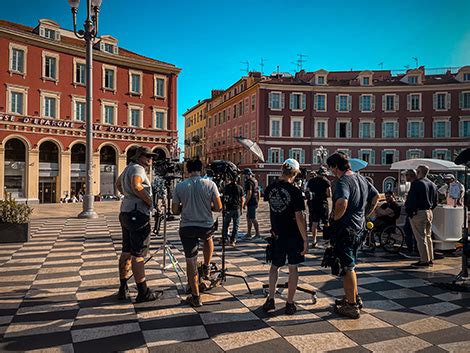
[2, 0, 470, 152]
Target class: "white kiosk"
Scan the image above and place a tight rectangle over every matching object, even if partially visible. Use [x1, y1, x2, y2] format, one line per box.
[391, 158, 466, 250]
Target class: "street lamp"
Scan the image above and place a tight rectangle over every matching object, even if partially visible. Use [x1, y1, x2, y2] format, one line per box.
[68, 0, 101, 219]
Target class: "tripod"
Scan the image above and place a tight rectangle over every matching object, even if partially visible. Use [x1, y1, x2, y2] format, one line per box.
[211, 187, 253, 294]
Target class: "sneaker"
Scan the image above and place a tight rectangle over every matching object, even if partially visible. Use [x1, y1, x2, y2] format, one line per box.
[311, 242, 318, 249]
[412, 261, 430, 267]
[335, 296, 363, 309]
[201, 264, 210, 279]
[285, 302, 297, 315]
[117, 286, 130, 300]
[135, 288, 163, 303]
[182, 294, 202, 308]
[262, 298, 275, 312]
[334, 302, 360, 319]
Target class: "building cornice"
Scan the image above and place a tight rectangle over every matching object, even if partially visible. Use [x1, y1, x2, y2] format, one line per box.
[207, 83, 260, 114]
[0, 27, 181, 75]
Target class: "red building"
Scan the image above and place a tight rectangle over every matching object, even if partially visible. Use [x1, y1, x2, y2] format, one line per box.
[203, 67, 470, 191]
[0, 19, 180, 203]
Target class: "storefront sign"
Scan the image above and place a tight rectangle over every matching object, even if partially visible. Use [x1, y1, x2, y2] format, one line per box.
[0, 113, 136, 134]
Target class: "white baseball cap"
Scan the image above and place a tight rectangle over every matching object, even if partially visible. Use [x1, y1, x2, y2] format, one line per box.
[282, 158, 300, 171]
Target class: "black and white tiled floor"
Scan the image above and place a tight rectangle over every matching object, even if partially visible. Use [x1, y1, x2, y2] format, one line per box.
[0, 202, 469, 352]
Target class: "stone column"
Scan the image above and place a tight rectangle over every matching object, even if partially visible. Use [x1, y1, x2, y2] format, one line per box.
[59, 151, 71, 202]
[92, 152, 100, 196]
[0, 146, 4, 200]
[117, 153, 127, 177]
[27, 149, 39, 203]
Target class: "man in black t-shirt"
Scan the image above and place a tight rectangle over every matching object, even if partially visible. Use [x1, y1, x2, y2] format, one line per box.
[243, 169, 260, 239]
[262, 159, 308, 316]
[222, 177, 244, 246]
[306, 166, 331, 247]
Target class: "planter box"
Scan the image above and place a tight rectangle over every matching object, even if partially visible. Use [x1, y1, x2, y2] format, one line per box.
[0, 223, 30, 243]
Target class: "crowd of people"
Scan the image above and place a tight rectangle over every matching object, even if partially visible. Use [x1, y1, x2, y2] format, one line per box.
[113, 146, 465, 320]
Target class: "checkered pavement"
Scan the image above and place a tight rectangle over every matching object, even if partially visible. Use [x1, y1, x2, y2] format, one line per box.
[0, 202, 469, 352]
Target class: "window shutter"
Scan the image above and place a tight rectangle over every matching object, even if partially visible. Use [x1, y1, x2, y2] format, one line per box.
[347, 95, 352, 111]
[39, 27, 45, 37]
[459, 92, 463, 109]
[433, 93, 437, 110]
[288, 148, 293, 159]
[381, 122, 386, 138]
[407, 94, 411, 111]
[371, 96, 376, 111]
[268, 149, 273, 163]
[113, 46, 119, 54]
[394, 94, 399, 111]
[370, 150, 376, 165]
[313, 94, 318, 111]
[268, 92, 272, 109]
[407, 121, 411, 138]
[394, 150, 399, 162]
[382, 95, 386, 112]
[446, 93, 451, 109]
[100, 42, 105, 51]
[289, 94, 294, 110]
[280, 149, 284, 162]
[446, 120, 451, 137]
[336, 122, 339, 137]
[301, 94, 306, 110]
[55, 31, 60, 41]
[419, 121, 424, 137]
[300, 149, 305, 164]
[347, 122, 352, 137]
[394, 121, 399, 138]
[335, 95, 339, 111]
[281, 93, 285, 109]
[359, 123, 363, 138]
[359, 96, 363, 111]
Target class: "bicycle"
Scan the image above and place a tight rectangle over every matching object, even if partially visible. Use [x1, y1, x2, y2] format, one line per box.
[360, 220, 405, 253]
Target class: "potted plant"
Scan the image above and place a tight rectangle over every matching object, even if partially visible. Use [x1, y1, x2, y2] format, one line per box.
[0, 192, 33, 243]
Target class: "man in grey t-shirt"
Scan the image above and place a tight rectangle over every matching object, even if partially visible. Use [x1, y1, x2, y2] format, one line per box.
[172, 159, 222, 307]
[115, 146, 162, 303]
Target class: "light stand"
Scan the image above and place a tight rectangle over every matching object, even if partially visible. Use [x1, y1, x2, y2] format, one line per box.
[69, 0, 100, 219]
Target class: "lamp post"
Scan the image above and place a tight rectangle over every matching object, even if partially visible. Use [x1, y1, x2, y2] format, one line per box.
[68, 0, 101, 218]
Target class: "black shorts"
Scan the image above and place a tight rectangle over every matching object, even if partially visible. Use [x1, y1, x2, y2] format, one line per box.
[119, 211, 151, 257]
[179, 226, 214, 258]
[271, 236, 304, 267]
[310, 201, 329, 224]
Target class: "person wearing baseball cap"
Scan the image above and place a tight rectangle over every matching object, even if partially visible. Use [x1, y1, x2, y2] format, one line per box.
[242, 168, 260, 240]
[262, 158, 308, 315]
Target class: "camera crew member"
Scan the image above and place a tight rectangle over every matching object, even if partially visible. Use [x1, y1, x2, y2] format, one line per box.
[262, 159, 308, 315]
[326, 152, 378, 319]
[172, 159, 222, 307]
[222, 176, 244, 246]
[115, 146, 162, 303]
[243, 169, 260, 239]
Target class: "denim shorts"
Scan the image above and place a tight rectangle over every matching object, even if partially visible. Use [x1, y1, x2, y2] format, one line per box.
[333, 233, 361, 273]
[247, 205, 257, 219]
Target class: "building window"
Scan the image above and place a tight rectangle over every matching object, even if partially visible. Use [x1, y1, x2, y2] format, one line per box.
[291, 118, 304, 137]
[251, 121, 256, 139]
[44, 28, 56, 40]
[315, 120, 328, 138]
[382, 120, 398, 138]
[362, 77, 370, 85]
[104, 43, 114, 53]
[464, 73, 470, 81]
[336, 94, 351, 112]
[104, 105, 115, 124]
[359, 149, 375, 165]
[251, 94, 256, 111]
[314, 94, 326, 111]
[289, 148, 305, 163]
[459, 118, 470, 137]
[238, 101, 244, 116]
[154, 110, 166, 129]
[383, 94, 398, 112]
[407, 120, 424, 138]
[382, 150, 398, 165]
[11, 92, 24, 114]
[433, 119, 450, 138]
[9, 45, 26, 74]
[130, 109, 141, 127]
[155, 76, 166, 98]
[406, 149, 424, 159]
[130, 71, 142, 94]
[74, 100, 86, 122]
[103, 66, 116, 91]
[336, 120, 351, 138]
[75, 61, 86, 85]
[270, 117, 282, 137]
[408, 93, 421, 111]
[459, 92, 470, 109]
[44, 97, 57, 118]
[360, 95, 374, 112]
[408, 76, 418, 84]
[432, 149, 451, 160]
[359, 120, 374, 138]
[268, 148, 283, 163]
[317, 76, 325, 85]
[434, 92, 450, 111]
[42, 53, 59, 81]
[290, 93, 305, 111]
[269, 92, 283, 110]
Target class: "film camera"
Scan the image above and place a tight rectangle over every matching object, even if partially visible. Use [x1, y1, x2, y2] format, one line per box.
[153, 158, 183, 178]
[207, 160, 241, 187]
